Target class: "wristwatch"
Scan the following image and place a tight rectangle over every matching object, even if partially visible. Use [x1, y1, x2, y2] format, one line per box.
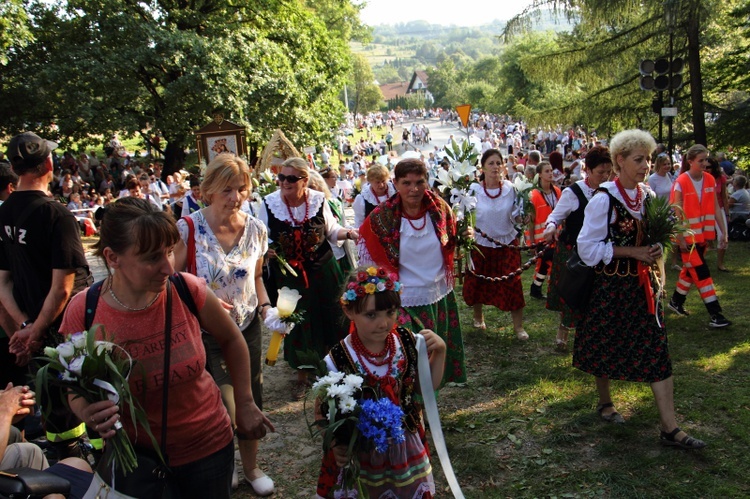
[20, 320, 32, 329]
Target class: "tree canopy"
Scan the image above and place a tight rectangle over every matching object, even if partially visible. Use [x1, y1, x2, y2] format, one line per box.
[0, 0, 359, 173]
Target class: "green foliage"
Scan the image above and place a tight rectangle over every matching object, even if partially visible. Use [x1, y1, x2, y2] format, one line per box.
[349, 53, 383, 116]
[0, 0, 356, 170]
[0, 0, 34, 66]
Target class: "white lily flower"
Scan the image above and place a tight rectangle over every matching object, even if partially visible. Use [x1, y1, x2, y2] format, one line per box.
[450, 160, 477, 182]
[435, 169, 453, 193]
[513, 175, 533, 193]
[450, 188, 477, 213]
[260, 171, 275, 184]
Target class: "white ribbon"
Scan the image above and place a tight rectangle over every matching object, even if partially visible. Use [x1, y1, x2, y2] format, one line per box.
[93, 378, 120, 404]
[415, 334, 464, 499]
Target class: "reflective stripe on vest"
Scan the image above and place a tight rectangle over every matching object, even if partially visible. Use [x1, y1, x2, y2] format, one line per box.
[46, 422, 86, 442]
[671, 172, 716, 244]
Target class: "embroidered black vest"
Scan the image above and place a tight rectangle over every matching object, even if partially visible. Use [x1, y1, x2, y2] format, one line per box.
[264, 197, 333, 271]
[329, 327, 422, 433]
[364, 199, 377, 219]
[560, 183, 588, 245]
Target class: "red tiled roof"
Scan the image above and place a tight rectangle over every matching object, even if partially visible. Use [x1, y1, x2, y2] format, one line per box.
[379, 81, 409, 101]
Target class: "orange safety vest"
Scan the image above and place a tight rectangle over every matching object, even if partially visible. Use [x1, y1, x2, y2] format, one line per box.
[671, 172, 716, 244]
[527, 186, 561, 243]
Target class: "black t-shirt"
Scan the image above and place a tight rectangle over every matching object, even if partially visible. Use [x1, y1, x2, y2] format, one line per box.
[0, 191, 89, 323]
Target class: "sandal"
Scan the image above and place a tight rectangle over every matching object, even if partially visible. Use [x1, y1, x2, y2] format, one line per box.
[516, 330, 529, 341]
[596, 402, 626, 424]
[473, 319, 487, 330]
[660, 427, 707, 450]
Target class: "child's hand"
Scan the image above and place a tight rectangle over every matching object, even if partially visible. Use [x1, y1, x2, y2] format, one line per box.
[331, 440, 350, 468]
[420, 329, 446, 356]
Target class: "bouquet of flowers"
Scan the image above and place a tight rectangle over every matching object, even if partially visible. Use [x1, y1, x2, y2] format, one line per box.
[254, 170, 277, 198]
[35, 325, 158, 475]
[436, 140, 480, 263]
[642, 195, 692, 325]
[308, 372, 406, 497]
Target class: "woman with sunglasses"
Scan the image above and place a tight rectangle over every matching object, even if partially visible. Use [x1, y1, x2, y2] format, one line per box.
[259, 158, 358, 399]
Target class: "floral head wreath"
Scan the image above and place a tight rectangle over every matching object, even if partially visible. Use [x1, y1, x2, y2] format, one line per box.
[341, 267, 402, 305]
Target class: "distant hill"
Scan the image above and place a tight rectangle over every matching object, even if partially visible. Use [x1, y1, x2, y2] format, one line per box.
[356, 10, 576, 84]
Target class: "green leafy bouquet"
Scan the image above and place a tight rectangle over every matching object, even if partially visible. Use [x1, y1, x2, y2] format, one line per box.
[36, 325, 159, 475]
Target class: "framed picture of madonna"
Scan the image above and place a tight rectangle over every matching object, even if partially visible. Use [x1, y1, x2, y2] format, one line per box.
[195, 114, 248, 164]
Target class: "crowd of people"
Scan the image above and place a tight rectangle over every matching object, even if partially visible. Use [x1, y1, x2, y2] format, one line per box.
[0, 119, 744, 498]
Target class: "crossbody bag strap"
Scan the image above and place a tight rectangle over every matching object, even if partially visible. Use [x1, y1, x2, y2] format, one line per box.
[181, 216, 197, 275]
[161, 282, 172, 464]
[84, 280, 105, 330]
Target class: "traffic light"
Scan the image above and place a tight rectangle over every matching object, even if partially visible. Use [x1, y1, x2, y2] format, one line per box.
[639, 57, 684, 92]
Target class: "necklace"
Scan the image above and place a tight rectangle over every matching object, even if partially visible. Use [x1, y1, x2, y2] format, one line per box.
[614, 177, 642, 211]
[482, 181, 502, 199]
[370, 185, 387, 204]
[403, 209, 428, 231]
[109, 286, 160, 312]
[284, 192, 309, 225]
[584, 177, 592, 190]
[351, 330, 396, 374]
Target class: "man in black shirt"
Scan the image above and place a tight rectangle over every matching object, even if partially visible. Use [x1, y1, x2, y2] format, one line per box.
[0, 131, 91, 457]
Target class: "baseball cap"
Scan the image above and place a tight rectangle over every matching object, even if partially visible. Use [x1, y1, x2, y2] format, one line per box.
[6, 132, 58, 170]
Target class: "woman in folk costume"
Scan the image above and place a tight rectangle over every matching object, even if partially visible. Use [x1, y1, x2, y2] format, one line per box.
[667, 144, 731, 328]
[357, 159, 467, 386]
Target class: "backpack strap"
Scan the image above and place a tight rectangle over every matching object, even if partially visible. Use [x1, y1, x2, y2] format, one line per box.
[169, 272, 199, 319]
[84, 280, 106, 330]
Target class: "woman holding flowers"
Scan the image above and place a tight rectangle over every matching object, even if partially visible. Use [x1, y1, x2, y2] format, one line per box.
[543, 146, 612, 351]
[357, 158, 467, 385]
[173, 153, 274, 495]
[314, 266, 445, 499]
[528, 161, 561, 300]
[259, 157, 357, 399]
[462, 149, 528, 340]
[59, 197, 274, 498]
[575, 129, 706, 449]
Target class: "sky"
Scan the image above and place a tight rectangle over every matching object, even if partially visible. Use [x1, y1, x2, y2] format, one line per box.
[359, 0, 537, 27]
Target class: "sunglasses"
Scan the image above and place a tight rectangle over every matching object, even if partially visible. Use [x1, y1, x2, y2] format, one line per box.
[277, 173, 306, 184]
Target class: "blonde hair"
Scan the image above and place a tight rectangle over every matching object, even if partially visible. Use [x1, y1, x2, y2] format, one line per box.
[307, 171, 332, 200]
[201, 153, 251, 206]
[366, 164, 389, 183]
[282, 157, 310, 177]
[609, 129, 657, 173]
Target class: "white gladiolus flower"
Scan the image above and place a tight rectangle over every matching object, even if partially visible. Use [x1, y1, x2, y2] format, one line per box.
[56, 342, 75, 359]
[70, 332, 87, 349]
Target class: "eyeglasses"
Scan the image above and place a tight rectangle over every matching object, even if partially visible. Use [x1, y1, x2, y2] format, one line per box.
[277, 173, 306, 184]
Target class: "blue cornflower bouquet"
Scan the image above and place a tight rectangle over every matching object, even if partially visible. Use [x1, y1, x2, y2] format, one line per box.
[308, 371, 406, 496]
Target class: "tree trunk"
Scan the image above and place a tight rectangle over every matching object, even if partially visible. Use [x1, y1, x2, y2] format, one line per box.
[686, 4, 707, 146]
[162, 139, 187, 180]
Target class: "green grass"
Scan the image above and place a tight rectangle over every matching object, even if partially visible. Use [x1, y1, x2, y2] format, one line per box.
[435, 243, 750, 498]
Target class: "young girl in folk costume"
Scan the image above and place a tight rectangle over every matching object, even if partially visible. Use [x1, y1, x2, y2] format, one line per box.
[315, 266, 446, 499]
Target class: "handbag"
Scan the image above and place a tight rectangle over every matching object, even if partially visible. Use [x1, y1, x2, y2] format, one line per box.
[96, 283, 174, 499]
[557, 191, 615, 311]
[557, 248, 594, 310]
[0, 468, 70, 499]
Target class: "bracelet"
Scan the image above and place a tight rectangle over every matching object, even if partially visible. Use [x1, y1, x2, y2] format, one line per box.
[259, 302, 272, 310]
[346, 229, 354, 240]
[20, 320, 32, 329]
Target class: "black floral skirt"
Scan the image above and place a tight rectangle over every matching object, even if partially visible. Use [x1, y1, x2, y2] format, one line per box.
[573, 270, 672, 383]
